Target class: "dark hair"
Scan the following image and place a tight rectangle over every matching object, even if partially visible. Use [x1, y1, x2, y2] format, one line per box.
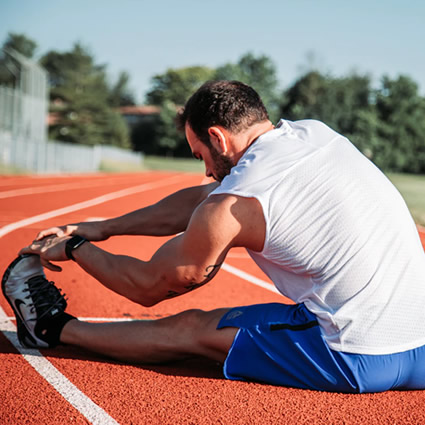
[176, 80, 269, 147]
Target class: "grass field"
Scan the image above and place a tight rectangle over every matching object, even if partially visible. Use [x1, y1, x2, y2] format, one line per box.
[99, 156, 204, 173]
[387, 173, 425, 226]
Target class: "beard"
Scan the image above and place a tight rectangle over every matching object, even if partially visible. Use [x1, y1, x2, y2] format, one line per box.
[209, 147, 234, 182]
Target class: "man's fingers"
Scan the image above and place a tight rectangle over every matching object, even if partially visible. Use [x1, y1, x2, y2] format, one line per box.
[40, 258, 62, 272]
[36, 227, 65, 241]
[18, 247, 63, 272]
[19, 246, 34, 256]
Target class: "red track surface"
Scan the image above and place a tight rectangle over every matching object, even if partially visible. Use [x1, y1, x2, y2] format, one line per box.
[1, 171, 425, 424]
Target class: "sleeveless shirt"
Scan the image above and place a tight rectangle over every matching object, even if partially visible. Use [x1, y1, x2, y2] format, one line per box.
[210, 119, 425, 354]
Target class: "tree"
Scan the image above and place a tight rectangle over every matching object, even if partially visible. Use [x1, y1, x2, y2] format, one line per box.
[130, 103, 188, 157]
[108, 71, 136, 107]
[281, 71, 425, 173]
[143, 66, 214, 156]
[215, 52, 280, 122]
[146, 66, 215, 106]
[156, 100, 188, 157]
[280, 71, 328, 121]
[40, 43, 107, 100]
[3, 32, 37, 58]
[281, 71, 372, 131]
[374, 75, 425, 173]
[0, 33, 38, 87]
[141, 53, 281, 158]
[281, 71, 378, 157]
[40, 43, 129, 148]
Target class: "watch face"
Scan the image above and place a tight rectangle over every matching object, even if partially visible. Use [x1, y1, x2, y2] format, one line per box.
[66, 235, 87, 260]
[70, 235, 85, 247]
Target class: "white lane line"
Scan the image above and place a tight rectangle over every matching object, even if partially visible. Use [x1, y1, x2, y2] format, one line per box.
[0, 174, 187, 422]
[226, 252, 251, 259]
[0, 178, 140, 199]
[0, 171, 276, 423]
[5, 316, 145, 322]
[222, 263, 279, 294]
[0, 308, 119, 425]
[0, 174, 165, 199]
[0, 174, 186, 238]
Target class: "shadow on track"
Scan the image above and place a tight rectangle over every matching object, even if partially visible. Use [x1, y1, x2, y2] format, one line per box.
[0, 330, 225, 380]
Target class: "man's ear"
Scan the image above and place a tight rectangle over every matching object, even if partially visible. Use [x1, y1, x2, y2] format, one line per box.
[208, 127, 228, 153]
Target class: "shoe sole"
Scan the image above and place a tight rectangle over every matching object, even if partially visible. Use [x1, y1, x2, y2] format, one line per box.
[1, 255, 41, 348]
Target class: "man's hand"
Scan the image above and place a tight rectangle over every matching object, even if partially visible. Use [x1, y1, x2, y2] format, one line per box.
[36, 221, 107, 242]
[19, 235, 72, 272]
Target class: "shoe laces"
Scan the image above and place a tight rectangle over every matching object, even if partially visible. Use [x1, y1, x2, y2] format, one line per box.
[23, 275, 67, 320]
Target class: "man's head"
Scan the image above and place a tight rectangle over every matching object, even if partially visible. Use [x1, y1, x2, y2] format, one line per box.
[177, 80, 269, 148]
[177, 81, 271, 181]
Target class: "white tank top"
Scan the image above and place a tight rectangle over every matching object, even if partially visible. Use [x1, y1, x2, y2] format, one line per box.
[211, 119, 425, 355]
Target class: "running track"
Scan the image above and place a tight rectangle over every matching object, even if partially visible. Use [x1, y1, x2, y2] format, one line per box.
[1, 171, 425, 425]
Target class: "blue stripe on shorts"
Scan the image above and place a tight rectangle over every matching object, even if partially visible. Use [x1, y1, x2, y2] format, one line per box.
[217, 303, 425, 393]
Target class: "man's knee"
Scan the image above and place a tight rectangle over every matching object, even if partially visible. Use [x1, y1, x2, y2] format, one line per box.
[155, 308, 236, 361]
[183, 308, 237, 360]
[170, 309, 207, 331]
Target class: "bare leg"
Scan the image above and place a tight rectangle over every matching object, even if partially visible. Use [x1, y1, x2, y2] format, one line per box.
[60, 308, 238, 364]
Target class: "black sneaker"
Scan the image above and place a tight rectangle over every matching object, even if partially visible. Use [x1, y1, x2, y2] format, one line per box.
[2, 254, 72, 348]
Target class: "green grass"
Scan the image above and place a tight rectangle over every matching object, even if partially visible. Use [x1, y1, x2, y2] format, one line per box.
[142, 156, 205, 173]
[0, 162, 28, 175]
[99, 156, 204, 174]
[386, 173, 425, 226]
[99, 159, 147, 173]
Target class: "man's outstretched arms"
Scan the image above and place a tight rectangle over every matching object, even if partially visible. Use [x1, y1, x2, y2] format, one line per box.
[21, 194, 266, 307]
[35, 182, 220, 242]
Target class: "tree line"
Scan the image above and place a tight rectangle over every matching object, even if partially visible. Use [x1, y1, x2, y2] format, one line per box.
[1, 33, 424, 173]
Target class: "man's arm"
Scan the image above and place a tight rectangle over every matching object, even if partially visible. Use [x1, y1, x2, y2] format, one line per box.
[36, 182, 219, 242]
[22, 194, 265, 306]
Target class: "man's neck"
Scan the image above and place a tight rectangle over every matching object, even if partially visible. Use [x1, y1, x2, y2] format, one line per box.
[231, 120, 275, 163]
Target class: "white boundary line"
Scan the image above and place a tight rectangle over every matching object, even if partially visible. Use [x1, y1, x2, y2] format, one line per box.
[222, 263, 279, 294]
[0, 173, 188, 424]
[0, 174, 186, 238]
[1, 172, 423, 420]
[0, 176, 149, 199]
[0, 171, 282, 423]
[5, 316, 143, 322]
[0, 309, 119, 425]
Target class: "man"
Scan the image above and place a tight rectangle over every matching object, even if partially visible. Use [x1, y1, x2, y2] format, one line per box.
[3, 81, 425, 393]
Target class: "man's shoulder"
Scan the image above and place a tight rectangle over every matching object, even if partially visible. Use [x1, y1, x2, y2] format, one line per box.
[194, 193, 265, 251]
[202, 192, 247, 209]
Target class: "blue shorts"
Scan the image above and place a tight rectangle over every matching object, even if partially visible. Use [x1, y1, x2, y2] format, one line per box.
[217, 303, 425, 393]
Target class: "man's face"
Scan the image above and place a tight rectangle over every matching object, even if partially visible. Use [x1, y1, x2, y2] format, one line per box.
[208, 144, 234, 182]
[186, 124, 234, 182]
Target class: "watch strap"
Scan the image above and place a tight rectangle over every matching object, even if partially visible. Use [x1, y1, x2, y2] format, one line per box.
[65, 235, 87, 261]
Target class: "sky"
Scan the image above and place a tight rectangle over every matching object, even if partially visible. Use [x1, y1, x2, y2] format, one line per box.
[1, 0, 424, 103]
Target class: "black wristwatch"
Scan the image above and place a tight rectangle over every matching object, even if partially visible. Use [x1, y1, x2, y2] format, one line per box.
[65, 235, 87, 261]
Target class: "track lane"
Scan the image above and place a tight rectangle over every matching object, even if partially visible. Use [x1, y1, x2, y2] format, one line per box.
[0, 171, 286, 425]
[0, 309, 119, 425]
[1, 172, 205, 423]
[0, 334, 92, 425]
[1, 172, 425, 425]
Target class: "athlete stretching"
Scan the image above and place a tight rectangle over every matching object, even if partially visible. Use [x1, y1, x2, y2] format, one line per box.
[3, 81, 425, 392]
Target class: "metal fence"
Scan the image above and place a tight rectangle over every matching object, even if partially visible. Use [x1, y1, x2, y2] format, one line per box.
[0, 130, 143, 173]
[0, 48, 143, 174]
